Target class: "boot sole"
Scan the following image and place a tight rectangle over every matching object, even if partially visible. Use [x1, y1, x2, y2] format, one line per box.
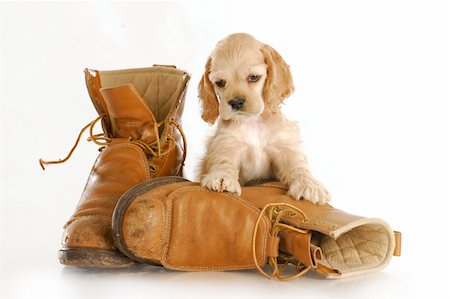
[59, 247, 138, 269]
[112, 176, 189, 264]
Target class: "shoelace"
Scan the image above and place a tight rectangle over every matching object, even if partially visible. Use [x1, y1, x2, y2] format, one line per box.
[252, 203, 311, 281]
[39, 113, 187, 171]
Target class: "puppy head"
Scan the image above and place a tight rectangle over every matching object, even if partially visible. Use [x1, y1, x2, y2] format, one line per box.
[199, 33, 294, 124]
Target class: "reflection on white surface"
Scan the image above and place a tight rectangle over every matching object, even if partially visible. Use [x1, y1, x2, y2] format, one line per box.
[0, 204, 419, 299]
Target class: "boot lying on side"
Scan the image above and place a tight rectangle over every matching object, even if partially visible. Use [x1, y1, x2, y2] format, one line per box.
[112, 177, 401, 279]
[40, 66, 190, 268]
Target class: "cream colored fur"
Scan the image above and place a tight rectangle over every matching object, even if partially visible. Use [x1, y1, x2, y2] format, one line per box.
[198, 33, 330, 204]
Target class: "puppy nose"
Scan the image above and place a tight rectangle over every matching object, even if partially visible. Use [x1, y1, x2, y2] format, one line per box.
[228, 97, 245, 110]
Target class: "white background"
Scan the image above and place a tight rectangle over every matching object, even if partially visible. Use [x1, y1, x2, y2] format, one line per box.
[1, 0, 449, 298]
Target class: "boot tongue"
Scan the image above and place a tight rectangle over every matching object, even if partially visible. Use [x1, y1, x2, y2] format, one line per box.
[100, 84, 157, 143]
[279, 230, 322, 269]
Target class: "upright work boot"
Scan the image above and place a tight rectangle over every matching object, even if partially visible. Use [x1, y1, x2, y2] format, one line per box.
[40, 65, 190, 268]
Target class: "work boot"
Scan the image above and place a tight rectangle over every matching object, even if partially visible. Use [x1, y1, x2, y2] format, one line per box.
[40, 65, 190, 268]
[111, 177, 401, 279]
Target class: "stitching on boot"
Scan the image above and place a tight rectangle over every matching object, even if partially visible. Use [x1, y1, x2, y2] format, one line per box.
[104, 143, 151, 180]
[161, 187, 269, 271]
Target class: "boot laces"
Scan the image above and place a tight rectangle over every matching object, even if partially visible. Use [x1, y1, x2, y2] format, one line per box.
[39, 113, 187, 170]
[252, 203, 311, 281]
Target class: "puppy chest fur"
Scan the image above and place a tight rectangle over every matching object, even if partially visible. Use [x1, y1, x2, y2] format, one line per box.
[229, 116, 272, 182]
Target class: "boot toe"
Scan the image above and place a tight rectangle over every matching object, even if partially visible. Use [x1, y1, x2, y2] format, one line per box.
[62, 215, 115, 249]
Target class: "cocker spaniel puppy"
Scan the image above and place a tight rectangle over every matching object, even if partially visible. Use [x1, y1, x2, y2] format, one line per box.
[198, 33, 330, 204]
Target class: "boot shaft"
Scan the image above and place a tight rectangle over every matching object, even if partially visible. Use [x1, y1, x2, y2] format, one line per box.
[85, 65, 190, 139]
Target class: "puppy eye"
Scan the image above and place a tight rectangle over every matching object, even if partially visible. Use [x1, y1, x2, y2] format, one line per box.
[248, 75, 261, 82]
[215, 80, 226, 88]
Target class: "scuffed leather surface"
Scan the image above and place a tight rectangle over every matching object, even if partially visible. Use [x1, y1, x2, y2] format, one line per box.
[63, 66, 189, 254]
[64, 142, 150, 249]
[122, 184, 270, 271]
[62, 215, 115, 249]
[121, 180, 396, 277]
[163, 187, 269, 271]
[122, 181, 192, 262]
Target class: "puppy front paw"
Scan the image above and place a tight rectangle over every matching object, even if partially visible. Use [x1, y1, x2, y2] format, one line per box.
[201, 172, 242, 195]
[288, 177, 330, 205]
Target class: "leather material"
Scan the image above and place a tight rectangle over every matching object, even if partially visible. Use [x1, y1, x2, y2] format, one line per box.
[119, 184, 270, 271]
[86, 66, 190, 178]
[115, 178, 401, 279]
[61, 66, 190, 264]
[242, 182, 364, 237]
[84, 69, 112, 135]
[99, 84, 158, 143]
[394, 231, 402, 256]
[279, 230, 320, 268]
[62, 216, 115, 249]
[73, 140, 151, 218]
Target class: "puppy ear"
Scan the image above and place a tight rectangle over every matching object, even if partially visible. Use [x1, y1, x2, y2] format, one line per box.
[261, 44, 294, 110]
[198, 56, 219, 124]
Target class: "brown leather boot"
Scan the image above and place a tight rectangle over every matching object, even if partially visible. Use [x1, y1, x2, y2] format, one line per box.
[40, 65, 190, 268]
[112, 177, 401, 279]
